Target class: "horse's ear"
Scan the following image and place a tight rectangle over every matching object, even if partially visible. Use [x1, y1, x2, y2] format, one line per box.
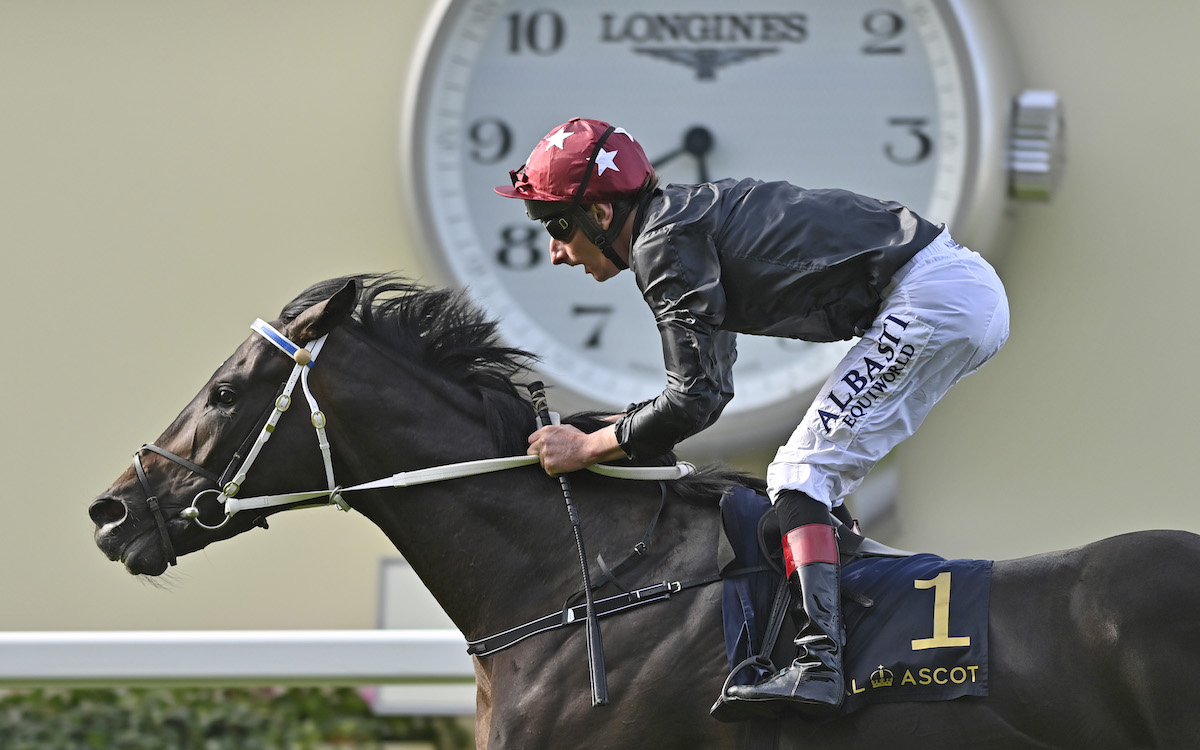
[284, 279, 358, 343]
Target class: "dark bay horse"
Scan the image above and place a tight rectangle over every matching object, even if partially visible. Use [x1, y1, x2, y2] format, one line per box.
[90, 274, 1200, 749]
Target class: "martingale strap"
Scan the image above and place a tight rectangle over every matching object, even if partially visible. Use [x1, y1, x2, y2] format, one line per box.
[592, 482, 668, 592]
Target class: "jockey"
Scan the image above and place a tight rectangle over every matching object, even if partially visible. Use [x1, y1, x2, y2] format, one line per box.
[495, 117, 1009, 719]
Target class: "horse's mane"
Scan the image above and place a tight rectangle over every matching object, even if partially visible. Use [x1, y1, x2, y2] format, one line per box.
[280, 273, 534, 454]
[280, 273, 764, 503]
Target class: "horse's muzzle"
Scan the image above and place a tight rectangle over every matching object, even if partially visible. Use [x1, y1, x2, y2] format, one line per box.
[90, 497, 174, 576]
[90, 495, 134, 565]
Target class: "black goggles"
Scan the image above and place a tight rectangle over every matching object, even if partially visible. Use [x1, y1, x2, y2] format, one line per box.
[525, 200, 578, 242]
[540, 213, 577, 241]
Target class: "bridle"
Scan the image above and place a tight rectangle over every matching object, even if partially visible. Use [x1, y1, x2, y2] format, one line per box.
[131, 317, 695, 567]
[132, 318, 335, 565]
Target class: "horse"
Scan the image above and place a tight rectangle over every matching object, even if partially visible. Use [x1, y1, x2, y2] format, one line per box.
[90, 274, 1200, 749]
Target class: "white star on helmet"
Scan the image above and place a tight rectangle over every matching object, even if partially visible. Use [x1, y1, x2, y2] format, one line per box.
[594, 148, 620, 176]
[543, 127, 574, 151]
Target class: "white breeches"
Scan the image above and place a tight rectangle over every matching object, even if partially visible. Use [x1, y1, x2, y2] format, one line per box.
[767, 229, 1009, 509]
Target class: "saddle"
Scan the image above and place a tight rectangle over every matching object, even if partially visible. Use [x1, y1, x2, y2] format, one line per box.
[713, 485, 991, 726]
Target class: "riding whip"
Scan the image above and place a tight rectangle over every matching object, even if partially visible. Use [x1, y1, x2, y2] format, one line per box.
[527, 381, 609, 707]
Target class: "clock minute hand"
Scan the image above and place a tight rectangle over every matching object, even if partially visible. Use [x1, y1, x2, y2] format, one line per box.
[651, 145, 686, 169]
[651, 126, 715, 183]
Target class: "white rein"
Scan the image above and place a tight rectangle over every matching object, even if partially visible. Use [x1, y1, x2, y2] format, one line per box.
[184, 319, 694, 529]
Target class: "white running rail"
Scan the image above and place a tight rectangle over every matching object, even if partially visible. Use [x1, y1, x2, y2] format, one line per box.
[0, 629, 473, 688]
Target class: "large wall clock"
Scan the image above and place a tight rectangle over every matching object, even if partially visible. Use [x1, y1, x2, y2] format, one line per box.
[399, 0, 1062, 456]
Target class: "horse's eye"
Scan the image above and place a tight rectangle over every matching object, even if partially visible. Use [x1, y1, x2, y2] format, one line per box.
[215, 385, 238, 406]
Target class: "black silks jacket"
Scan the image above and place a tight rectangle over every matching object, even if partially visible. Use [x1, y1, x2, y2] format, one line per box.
[612, 178, 941, 460]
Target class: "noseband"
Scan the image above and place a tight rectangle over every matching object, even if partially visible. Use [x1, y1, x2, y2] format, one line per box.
[132, 444, 219, 566]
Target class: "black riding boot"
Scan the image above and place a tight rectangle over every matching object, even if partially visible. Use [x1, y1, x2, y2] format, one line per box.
[725, 522, 845, 719]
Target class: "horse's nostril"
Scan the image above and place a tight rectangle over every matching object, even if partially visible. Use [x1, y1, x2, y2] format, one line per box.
[89, 496, 128, 526]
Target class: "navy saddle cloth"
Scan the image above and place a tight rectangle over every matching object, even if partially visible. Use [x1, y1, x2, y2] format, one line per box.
[719, 485, 992, 715]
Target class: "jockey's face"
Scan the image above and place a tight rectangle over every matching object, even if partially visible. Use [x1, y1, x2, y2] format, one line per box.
[547, 204, 622, 282]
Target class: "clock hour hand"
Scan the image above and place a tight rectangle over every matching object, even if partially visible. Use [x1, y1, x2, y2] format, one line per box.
[651, 125, 714, 184]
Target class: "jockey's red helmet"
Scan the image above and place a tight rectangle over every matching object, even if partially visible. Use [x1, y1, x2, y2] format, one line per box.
[494, 117, 654, 205]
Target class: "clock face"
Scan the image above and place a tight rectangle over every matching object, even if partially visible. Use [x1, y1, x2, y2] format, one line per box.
[403, 0, 983, 450]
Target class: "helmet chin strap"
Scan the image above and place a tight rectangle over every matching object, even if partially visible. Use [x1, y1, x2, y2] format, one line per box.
[570, 202, 631, 271]
[565, 124, 631, 271]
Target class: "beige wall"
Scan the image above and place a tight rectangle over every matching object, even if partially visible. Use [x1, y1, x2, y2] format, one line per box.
[1, 1, 1196, 632]
[1, 1, 430, 631]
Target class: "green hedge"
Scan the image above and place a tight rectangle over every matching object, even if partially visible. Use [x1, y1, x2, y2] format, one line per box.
[0, 686, 474, 749]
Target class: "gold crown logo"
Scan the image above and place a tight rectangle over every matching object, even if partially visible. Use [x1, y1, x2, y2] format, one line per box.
[870, 664, 894, 689]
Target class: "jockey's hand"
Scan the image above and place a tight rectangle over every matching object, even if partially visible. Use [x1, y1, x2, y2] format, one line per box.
[527, 423, 626, 476]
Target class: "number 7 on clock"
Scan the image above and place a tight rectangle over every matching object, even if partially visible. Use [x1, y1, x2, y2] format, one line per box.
[571, 305, 615, 350]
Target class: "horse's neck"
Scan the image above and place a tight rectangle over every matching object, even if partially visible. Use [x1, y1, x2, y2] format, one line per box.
[328, 333, 506, 471]
[322, 339, 566, 633]
[321, 332, 703, 639]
